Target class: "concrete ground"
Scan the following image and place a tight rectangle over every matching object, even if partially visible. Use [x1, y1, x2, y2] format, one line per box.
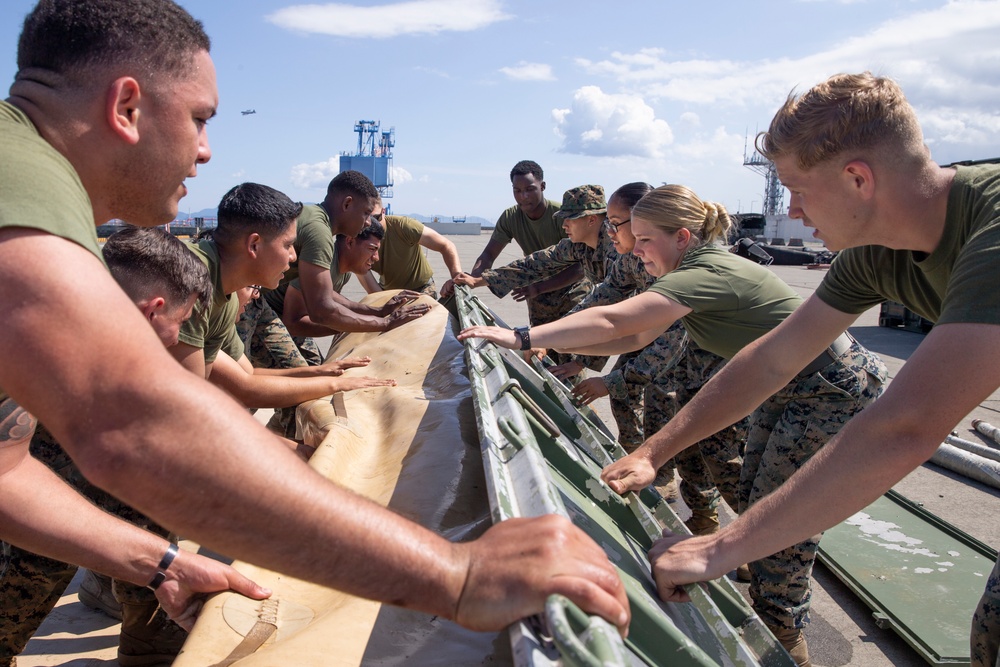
[17, 231, 999, 666]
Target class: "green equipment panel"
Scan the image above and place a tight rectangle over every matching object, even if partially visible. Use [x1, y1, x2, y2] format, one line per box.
[819, 490, 997, 666]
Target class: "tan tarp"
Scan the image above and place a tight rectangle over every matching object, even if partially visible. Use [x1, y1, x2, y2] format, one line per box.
[175, 294, 508, 666]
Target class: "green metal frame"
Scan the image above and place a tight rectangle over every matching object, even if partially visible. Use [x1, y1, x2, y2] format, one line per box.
[818, 490, 997, 666]
[453, 286, 795, 667]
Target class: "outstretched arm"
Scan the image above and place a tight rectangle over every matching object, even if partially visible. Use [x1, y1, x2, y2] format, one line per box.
[648, 320, 1000, 602]
[208, 352, 396, 409]
[459, 291, 688, 355]
[0, 409, 269, 629]
[470, 238, 506, 276]
[419, 227, 462, 279]
[601, 295, 855, 493]
[0, 229, 629, 633]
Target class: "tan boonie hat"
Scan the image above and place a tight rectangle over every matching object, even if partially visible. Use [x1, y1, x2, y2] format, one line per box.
[553, 184, 607, 220]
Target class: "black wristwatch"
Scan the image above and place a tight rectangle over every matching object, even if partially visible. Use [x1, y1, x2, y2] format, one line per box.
[513, 326, 532, 351]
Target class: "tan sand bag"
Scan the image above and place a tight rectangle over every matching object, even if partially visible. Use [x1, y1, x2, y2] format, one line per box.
[175, 293, 507, 666]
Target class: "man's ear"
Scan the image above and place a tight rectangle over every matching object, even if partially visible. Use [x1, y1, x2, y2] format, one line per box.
[341, 194, 353, 212]
[843, 160, 876, 200]
[246, 232, 263, 258]
[106, 77, 142, 145]
[540, 180, 546, 193]
[139, 296, 167, 323]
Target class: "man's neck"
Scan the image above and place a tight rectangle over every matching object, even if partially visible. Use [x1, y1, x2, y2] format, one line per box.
[522, 201, 547, 221]
[213, 239, 243, 296]
[885, 165, 955, 255]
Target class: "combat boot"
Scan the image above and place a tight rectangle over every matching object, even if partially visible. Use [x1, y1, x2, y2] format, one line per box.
[684, 508, 720, 536]
[118, 601, 188, 667]
[78, 570, 122, 620]
[768, 625, 811, 667]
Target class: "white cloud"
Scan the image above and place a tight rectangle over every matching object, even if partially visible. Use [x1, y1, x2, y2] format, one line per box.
[552, 86, 673, 159]
[500, 62, 555, 82]
[290, 157, 339, 189]
[392, 165, 414, 183]
[672, 126, 747, 165]
[920, 107, 1000, 147]
[414, 65, 451, 79]
[267, 0, 511, 38]
[679, 112, 700, 127]
[575, 1, 1000, 117]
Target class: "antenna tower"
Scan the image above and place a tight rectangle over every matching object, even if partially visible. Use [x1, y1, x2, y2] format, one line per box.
[743, 136, 784, 216]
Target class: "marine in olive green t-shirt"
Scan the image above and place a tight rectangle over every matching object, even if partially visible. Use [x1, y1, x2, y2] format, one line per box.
[0, 100, 104, 402]
[491, 200, 567, 256]
[816, 164, 1000, 327]
[178, 238, 245, 364]
[646, 244, 802, 360]
[370, 215, 434, 290]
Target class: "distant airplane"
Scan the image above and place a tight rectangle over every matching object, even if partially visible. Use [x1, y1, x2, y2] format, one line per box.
[241, 109, 256, 116]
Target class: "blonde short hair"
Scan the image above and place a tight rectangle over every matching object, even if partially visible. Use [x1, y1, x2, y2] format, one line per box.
[631, 185, 731, 247]
[756, 72, 924, 169]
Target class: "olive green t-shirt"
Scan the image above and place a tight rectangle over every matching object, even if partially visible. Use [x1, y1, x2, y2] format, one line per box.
[370, 215, 433, 290]
[490, 201, 567, 256]
[647, 245, 802, 359]
[816, 164, 1000, 326]
[0, 100, 104, 401]
[178, 239, 245, 364]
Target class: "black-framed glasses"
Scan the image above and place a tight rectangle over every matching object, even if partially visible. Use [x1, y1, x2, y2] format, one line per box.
[604, 217, 630, 233]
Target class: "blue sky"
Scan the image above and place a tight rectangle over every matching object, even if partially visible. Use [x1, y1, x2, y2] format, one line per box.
[2, 0, 999, 222]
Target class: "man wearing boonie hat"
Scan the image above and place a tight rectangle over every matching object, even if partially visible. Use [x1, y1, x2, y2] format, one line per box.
[453, 184, 614, 374]
[552, 184, 608, 220]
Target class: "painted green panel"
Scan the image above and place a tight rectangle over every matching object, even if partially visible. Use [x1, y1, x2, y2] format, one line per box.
[819, 490, 997, 666]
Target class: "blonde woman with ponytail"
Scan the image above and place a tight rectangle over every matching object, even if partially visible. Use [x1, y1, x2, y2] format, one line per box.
[460, 184, 886, 666]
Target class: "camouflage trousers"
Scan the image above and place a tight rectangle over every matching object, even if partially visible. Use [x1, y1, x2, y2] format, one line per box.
[0, 418, 169, 660]
[236, 296, 323, 438]
[972, 556, 1000, 667]
[643, 344, 748, 514]
[607, 351, 646, 451]
[607, 323, 688, 458]
[741, 342, 886, 629]
[527, 281, 605, 370]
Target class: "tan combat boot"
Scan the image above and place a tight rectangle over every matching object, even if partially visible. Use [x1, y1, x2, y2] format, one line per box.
[684, 508, 720, 536]
[77, 570, 122, 620]
[117, 601, 188, 667]
[768, 625, 811, 667]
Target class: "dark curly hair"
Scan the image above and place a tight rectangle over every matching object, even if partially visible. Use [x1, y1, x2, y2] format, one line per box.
[214, 183, 302, 246]
[17, 0, 210, 80]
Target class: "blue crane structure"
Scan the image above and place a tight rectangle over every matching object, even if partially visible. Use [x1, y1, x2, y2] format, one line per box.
[340, 120, 395, 200]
